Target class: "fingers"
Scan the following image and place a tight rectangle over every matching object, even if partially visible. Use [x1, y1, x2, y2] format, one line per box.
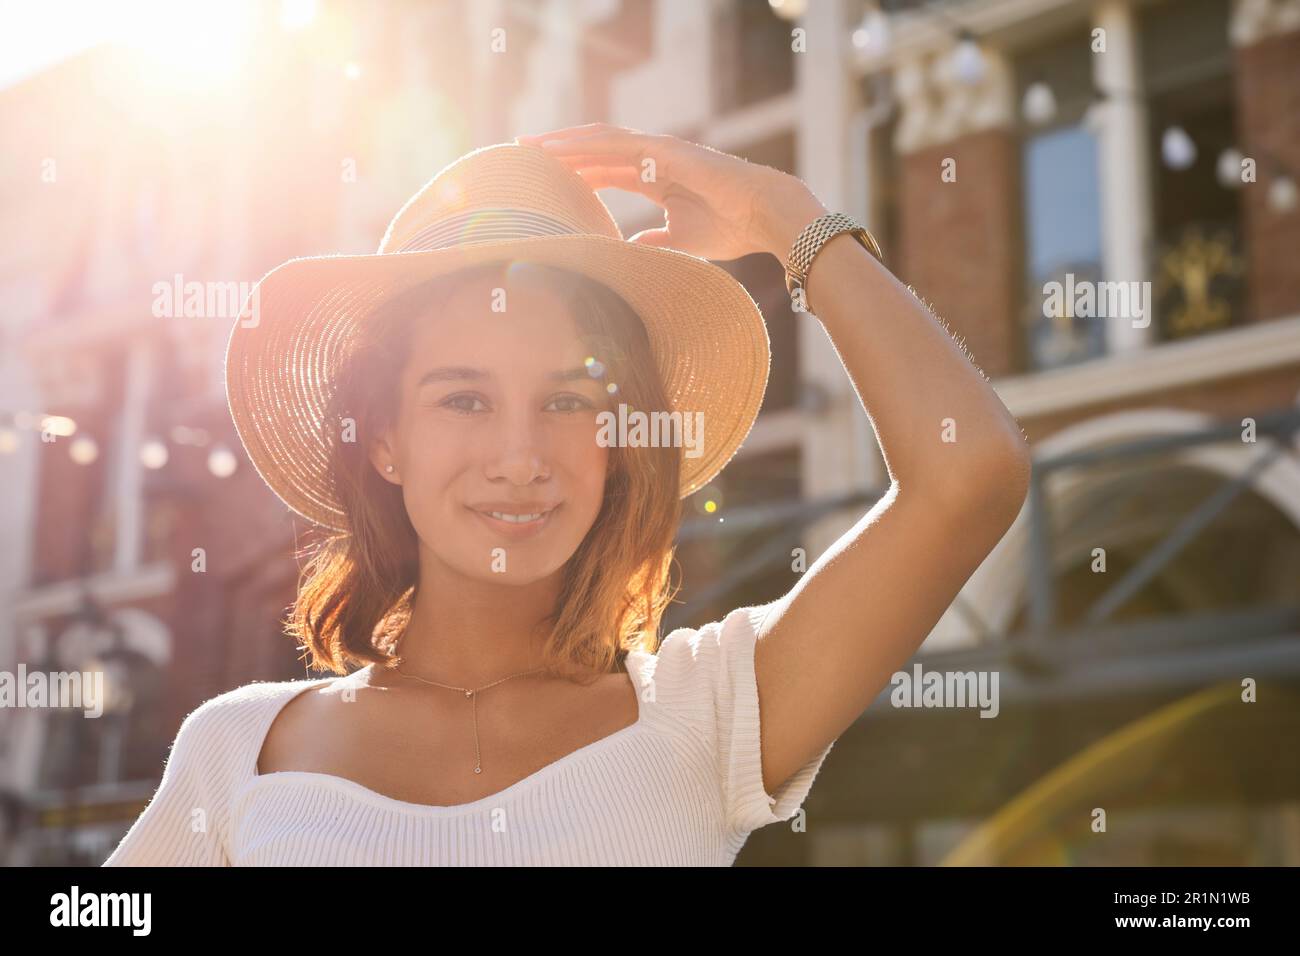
[528, 129, 660, 165]
[538, 134, 648, 158]
[547, 153, 626, 169]
[517, 122, 644, 145]
[572, 166, 668, 206]
[551, 151, 660, 183]
[516, 124, 602, 144]
[547, 144, 667, 192]
[627, 227, 674, 248]
[573, 166, 647, 192]
[517, 123, 668, 201]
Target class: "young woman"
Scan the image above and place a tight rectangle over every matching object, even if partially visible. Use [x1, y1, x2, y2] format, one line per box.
[104, 125, 1029, 866]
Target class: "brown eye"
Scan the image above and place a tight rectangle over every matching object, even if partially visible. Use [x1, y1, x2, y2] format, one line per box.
[548, 394, 593, 413]
[441, 394, 488, 415]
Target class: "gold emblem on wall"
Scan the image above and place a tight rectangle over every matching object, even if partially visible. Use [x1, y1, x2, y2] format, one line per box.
[1154, 228, 1244, 339]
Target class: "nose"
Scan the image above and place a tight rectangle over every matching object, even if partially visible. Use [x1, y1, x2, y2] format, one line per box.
[483, 405, 552, 485]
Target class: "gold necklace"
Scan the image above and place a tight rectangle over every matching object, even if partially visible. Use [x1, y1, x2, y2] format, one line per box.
[393, 664, 546, 775]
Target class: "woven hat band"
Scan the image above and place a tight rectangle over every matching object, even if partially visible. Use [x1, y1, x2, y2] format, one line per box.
[396, 207, 578, 253]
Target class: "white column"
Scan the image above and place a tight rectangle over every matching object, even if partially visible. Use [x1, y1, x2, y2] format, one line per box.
[113, 340, 153, 575]
[0, 346, 40, 674]
[794, 0, 874, 559]
[6, 625, 48, 794]
[608, 0, 713, 133]
[847, 105, 889, 498]
[1093, 0, 1156, 353]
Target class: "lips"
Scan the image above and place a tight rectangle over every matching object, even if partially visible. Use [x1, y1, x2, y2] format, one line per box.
[483, 508, 551, 522]
[467, 504, 561, 538]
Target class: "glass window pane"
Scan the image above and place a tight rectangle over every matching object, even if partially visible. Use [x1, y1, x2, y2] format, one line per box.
[1022, 123, 1106, 369]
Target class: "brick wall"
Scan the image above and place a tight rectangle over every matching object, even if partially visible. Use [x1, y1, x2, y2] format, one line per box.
[896, 128, 1024, 378]
[1233, 28, 1300, 322]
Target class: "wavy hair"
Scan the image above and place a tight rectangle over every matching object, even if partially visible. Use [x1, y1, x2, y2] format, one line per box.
[284, 259, 683, 683]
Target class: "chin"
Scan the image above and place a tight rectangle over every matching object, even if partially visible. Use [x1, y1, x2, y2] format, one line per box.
[449, 552, 570, 585]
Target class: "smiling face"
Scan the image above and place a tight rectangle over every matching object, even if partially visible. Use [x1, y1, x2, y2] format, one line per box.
[369, 266, 613, 586]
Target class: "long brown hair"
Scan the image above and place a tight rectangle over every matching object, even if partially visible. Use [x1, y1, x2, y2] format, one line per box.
[284, 259, 683, 681]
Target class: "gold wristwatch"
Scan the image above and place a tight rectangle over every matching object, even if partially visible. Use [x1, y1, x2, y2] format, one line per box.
[784, 212, 884, 307]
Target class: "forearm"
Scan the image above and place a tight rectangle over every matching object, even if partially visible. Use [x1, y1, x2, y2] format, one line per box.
[755, 174, 1030, 513]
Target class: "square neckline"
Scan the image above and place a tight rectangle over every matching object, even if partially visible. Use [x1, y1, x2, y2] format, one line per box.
[236, 651, 650, 817]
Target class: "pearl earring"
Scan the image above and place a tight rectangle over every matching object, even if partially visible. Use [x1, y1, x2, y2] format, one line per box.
[385, 464, 394, 474]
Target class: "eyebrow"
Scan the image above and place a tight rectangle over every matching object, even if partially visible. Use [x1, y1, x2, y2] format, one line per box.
[416, 365, 597, 387]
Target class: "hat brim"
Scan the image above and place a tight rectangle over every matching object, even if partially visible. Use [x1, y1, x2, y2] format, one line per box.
[224, 235, 771, 533]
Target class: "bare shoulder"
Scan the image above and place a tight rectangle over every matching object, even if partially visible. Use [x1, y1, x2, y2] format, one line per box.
[139, 675, 336, 784]
[255, 672, 357, 774]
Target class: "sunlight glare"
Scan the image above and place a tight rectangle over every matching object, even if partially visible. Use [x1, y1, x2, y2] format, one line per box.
[117, 0, 256, 90]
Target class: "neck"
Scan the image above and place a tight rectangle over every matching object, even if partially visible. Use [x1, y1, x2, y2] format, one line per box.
[375, 544, 565, 689]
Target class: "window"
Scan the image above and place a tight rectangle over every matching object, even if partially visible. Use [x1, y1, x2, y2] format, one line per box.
[1140, 0, 1243, 341]
[1016, 30, 1106, 370]
[712, 0, 794, 113]
[1022, 125, 1106, 368]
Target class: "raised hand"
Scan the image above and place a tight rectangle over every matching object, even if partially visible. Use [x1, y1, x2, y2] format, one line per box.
[516, 123, 825, 262]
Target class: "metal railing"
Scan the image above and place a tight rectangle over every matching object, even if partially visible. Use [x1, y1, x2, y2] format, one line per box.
[1025, 406, 1300, 636]
[671, 406, 1300, 649]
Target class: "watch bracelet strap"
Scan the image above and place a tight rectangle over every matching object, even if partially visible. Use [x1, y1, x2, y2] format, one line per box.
[784, 212, 884, 301]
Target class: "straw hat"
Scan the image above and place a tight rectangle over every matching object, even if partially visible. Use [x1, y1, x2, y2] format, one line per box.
[224, 141, 771, 534]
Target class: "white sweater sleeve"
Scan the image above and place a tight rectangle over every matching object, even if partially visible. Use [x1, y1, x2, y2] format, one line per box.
[102, 698, 233, 867]
[650, 605, 836, 836]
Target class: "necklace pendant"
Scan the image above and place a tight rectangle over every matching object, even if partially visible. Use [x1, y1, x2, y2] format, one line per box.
[465, 690, 473, 698]
[474, 765, 482, 774]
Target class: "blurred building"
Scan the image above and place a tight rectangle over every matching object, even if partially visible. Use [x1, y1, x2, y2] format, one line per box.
[628, 0, 1300, 866]
[0, 0, 481, 865]
[0, 0, 1297, 865]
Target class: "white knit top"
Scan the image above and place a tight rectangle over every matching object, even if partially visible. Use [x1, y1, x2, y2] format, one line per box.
[102, 605, 835, 866]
